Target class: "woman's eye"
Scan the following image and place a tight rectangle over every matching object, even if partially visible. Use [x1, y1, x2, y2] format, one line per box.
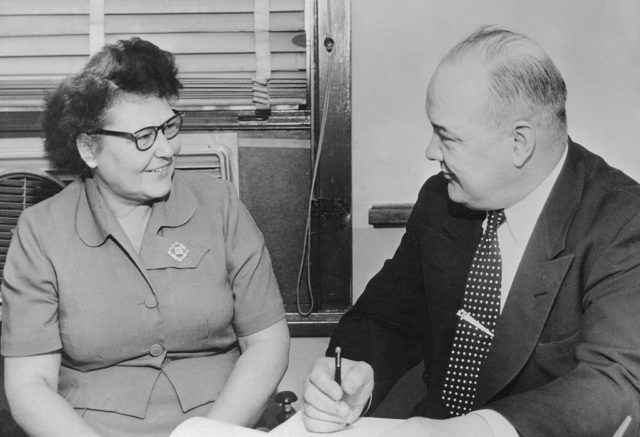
[137, 131, 155, 141]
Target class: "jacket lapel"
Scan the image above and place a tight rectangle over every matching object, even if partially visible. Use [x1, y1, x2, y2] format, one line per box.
[426, 201, 484, 308]
[475, 140, 584, 407]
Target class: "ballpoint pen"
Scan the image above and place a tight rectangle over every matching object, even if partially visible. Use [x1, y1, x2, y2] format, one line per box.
[334, 346, 342, 385]
[612, 415, 631, 437]
[456, 309, 494, 338]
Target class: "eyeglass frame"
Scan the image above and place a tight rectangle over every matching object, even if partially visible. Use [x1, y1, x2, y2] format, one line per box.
[87, 109, 184, 152]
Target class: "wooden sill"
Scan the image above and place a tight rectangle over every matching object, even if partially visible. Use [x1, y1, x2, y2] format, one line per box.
[368, 203, 414, 228]
[286, 312, 343, 337]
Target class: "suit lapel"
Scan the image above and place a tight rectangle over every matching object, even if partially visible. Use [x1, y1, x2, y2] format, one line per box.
[427, 201, 484, 307]
[475, 140, 584, 407]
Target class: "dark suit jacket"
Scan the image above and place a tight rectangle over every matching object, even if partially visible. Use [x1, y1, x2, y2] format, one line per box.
[330, 139, 640, 436]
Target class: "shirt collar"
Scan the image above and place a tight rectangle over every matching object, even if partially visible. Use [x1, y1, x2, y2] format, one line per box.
[503, 145, 568, 243]
[76, 171, 198, 247]
[76, 177, 118, 246]
[146, 171, 198, 235]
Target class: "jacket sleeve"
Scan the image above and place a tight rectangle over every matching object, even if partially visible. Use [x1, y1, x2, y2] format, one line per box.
[328, 183, 434, 412]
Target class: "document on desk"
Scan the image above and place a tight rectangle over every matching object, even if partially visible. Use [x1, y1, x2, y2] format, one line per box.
[170, 411, 403, 437]
[170, 417, 267, 437]
[270, 411, 402, 436]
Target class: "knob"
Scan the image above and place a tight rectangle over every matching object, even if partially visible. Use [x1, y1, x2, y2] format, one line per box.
[274, 390, 298, 424]
[323, 35, 335, 52]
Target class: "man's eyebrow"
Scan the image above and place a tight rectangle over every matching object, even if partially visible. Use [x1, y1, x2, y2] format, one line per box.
[431, 123, 455, 137]
[431, 123, 446, 132]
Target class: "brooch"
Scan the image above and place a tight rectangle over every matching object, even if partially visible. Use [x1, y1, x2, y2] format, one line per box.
[167, 242, 189, 263]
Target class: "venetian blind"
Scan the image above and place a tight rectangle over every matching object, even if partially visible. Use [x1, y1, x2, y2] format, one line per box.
[0, 0, 307, 111]
[0, 0, 91, 108]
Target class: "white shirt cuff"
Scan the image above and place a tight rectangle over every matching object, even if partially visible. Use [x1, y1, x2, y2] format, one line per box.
[471, 409, 519, 437]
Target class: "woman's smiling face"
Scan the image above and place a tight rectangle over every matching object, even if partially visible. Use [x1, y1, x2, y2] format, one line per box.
[83, 95, 182, 210]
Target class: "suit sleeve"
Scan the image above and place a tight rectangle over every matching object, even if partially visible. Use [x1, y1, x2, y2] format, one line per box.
[328, 184, 433, 412]
[489, 203, 640, 437]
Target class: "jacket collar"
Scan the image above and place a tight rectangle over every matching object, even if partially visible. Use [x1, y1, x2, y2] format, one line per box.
[475, 138, 584, 406]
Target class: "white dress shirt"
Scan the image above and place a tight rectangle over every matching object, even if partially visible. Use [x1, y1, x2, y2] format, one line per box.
[472, 145, 568, 436]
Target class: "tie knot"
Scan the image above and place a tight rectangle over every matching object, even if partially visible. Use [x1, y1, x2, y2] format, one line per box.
[486, 209, 505, 233]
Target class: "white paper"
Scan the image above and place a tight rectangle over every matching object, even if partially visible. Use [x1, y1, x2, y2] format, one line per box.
[170, 412, 403, 437]
[170, 417, 268, 437]
[270, 411, 402, 437]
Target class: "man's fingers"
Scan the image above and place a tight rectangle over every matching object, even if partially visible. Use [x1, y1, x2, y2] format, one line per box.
[303, 375, 348, 417]
[302, 411, 349, 434]
[302, 401, 348, 424]
[306, 358, 343, 401]
[301, 357, 374, 433]
[342, 361, 374, 397]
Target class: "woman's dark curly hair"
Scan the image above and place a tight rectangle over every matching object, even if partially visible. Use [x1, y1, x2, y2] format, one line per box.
[42, 37, 183, 174]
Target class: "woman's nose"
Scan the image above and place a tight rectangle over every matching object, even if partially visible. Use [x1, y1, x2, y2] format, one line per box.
[153, 132, 181, 157]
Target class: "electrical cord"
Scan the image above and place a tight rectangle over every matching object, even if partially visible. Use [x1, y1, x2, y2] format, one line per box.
[296, 3, 335, 316]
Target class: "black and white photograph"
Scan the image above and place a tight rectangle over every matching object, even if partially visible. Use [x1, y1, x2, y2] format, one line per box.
[0, 1, 639, 436]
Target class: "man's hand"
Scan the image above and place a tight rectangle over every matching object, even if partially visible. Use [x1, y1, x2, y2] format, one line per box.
[380, 414, 494, 437]
[302, 357, 374, 432]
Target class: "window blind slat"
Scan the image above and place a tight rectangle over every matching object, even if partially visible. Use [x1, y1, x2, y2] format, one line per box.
[0, 15, 88, 37]
[106, 33, 255, 54]
[104, 12, 304, 34]
[174, 53, 306, 73]
[0, 57, 87, 75]
[105, 32, 303, 55]
[105, 0, 303, 14]
[178, 71, 306, 80]
[271, 12, 305, 30]
[0, 35, 88, 57]
[0, 0, 89, 15]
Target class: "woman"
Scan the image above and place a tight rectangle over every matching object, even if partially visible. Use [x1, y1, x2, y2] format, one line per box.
[0, 37, 289, 437]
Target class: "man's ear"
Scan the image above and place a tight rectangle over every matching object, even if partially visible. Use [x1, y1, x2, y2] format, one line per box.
[76, 133, 98, 169]
[512, 121, 535, 168]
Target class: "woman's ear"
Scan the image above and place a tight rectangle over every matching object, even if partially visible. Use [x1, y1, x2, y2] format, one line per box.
[76, 134, 98, 169]
[512, 121, 535, 168]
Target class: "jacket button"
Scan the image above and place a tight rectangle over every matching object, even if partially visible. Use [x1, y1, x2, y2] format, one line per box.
[149, 344, 164, 357]
[145, 295, 158, 308]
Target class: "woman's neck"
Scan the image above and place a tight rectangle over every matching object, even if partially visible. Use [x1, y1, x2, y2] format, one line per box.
[93, 179, 153, 252]
[116, 205, 152, 253]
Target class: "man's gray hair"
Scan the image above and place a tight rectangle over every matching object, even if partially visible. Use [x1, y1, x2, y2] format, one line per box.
[446, 25, 567, 130]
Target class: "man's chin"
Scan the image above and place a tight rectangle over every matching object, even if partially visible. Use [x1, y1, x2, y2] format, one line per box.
[446, 183, 464, 203]
[446, 184, 480, 209]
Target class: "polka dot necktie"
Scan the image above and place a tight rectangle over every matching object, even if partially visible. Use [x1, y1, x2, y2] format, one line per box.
[442, 209, 506, 416]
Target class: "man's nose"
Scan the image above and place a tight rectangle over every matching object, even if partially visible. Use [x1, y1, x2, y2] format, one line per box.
[425, 135, 443, 162]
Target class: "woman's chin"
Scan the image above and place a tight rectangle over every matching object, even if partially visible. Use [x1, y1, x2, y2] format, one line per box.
[140, 180, 172, 201]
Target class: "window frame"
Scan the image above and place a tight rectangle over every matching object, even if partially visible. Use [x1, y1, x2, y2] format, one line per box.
[286, 0, 352, 336]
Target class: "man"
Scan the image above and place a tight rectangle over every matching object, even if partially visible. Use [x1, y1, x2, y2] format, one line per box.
[303, 26, 640, 437]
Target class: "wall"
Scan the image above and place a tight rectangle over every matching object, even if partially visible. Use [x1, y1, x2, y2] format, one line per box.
[351, 0, 640, 302]
[284, 0, 640, 412]
[313, 0, 640, 417]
